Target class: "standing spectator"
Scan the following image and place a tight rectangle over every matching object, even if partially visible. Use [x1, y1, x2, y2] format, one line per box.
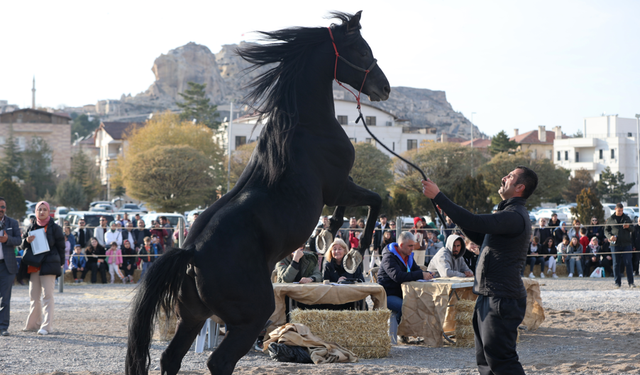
[133, 213, 141, 227]
[0, 196, 22, 336]
[526, 236, 545, 278]
[425, 230, 444, 267]
[541, 237, 558, 278]
[605, 203, 635, 288]
[566, 236, 584, 278]
[533, 218, 552, 245]
[568, 219, 582, 240]
[132, 220, 152, 250]
[70, 245, 86, 283]
[105, 242, 124, 284]
[120, 239, 137, 284]
[588, 216, 605, 244]
[347, 218, 359, 250]
[411, 217, 428, 250]
[441, 215, 456, 242]
[371, 214, 390, 269]
[150, 222, 167, 253]
[463, 238, 479, 274]
[85, 237, 107, 284]
[73, 219, 92, 249]
[138, 236, 160, 279]
[104, 221, 124, 248]
[583, 237, 602, 275]
[631, 216, 640, 277]
[122, 213, 131, 227]
[553, 221, 568, 245]
[114, 214, 124, 227]
[122, 221, 135, 247]
[94, 217, 108, 247]
[548, 213, 560, 228]
[18, 201, 65, 335]
[161, 216, 173, 248]
[387, 220, 397, 243]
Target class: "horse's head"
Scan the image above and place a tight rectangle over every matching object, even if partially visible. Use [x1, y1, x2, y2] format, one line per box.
[329, 11, 390, 102]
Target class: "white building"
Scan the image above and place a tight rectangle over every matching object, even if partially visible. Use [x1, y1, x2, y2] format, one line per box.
[554, 115, 640, 199]
[215, 99, 437, 157]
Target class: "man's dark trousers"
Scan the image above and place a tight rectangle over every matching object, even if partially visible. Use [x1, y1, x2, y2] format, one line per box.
[473, 294, 527, 375]
[0, 260, 16, 330]
[611, 245, 634, 286]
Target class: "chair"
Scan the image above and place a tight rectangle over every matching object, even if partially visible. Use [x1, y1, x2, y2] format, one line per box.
[389, 311, 398, 345]
[194, 316, 224, 352]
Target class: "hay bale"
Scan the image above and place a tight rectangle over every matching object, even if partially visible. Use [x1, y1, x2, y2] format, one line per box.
[455, 300, 475, 348]
[290, 308, 391, 359]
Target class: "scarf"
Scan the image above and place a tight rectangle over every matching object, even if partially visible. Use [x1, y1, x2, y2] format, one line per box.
[35, 201, 51, 226]
[388, 242, 414, 272]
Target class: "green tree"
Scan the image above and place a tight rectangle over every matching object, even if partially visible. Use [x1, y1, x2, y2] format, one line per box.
[71, 113, 101, 140]
[346, 142, 394, 218]
[388, 188, 413, 217]
[55, 178, 86, 208]
[22, 137, 56, 200]
[595, 167, 635, 203]
[226, 142, 257, 192]
[562, 169, 594, 203]
[71, 151, 102, 206]
[0, 179, 26, 220]
[572, 188, 604, 224]
[176, 82, 220, 130]
[479, 152, 570, 209]
[449, 174, 494, 214]
[488, 130, 519, 156]
[0, 126, 24, 182]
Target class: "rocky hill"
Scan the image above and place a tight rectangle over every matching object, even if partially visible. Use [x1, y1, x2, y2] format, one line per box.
[116, 42, 481, 138]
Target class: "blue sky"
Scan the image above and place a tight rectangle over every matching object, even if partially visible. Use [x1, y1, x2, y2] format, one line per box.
[1, 0, 638, 137]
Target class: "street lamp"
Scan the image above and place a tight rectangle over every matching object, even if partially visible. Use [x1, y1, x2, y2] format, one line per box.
[227, 102, 233, 194]
[470, 112, 476, 177]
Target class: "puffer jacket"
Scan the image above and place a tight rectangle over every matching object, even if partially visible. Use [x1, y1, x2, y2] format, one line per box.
[20, 220, 65, 277]
[427, 234, 471, 277]
[276, 251, 322, 283]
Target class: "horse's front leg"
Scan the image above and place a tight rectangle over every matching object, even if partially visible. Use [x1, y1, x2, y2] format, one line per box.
[331, 181, 381, 257]
[329, 206, 346, 239]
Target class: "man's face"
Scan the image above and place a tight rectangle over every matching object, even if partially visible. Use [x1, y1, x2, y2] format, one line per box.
[138, 220, 145, 228]
[126, 222, 133, 230]
[551, 214, 557, 221]
[322, 217, 330, 227]
[452, 239, 463, 256]
[380, 217, 387, 225]
[498, 168, 524, 200]
[135, 214, 140, 220]
[79, 220, 86, 228]
[539, 218, 546, 227]
[349, 218, 357, 226]
[0, 200, 6, 220]
[397, 239, 415, 257]
[615, 206, 624, 216]
[100, 218, 107, 227]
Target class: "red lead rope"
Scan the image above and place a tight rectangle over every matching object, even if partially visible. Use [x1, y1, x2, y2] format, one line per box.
[327, 27, 370, 111]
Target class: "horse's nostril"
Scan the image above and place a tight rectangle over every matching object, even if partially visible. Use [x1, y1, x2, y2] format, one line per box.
[383, 86, 391, 94]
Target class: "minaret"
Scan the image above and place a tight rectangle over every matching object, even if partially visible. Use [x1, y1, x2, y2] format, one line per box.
[31, 76, 36, 109]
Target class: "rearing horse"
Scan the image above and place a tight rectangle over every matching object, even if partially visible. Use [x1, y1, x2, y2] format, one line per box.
[126, 11, 390, 375]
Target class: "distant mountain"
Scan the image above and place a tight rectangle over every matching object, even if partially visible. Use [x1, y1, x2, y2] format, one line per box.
[117, 42, 481, 138]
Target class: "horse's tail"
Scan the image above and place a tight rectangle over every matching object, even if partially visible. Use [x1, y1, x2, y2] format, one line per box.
[125, 247, 195, 375]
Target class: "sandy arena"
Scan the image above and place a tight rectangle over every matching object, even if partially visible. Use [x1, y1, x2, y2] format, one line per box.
[1, 278, 639, 375]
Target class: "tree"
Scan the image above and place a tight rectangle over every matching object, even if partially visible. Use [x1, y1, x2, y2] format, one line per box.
[388, 187, 413, 218]
[176, 82, 220, 130]
[346, 142, 394, 218]
[562, 169, 594, 203]
[0, 179, 26, 220]
[117, 112, 224, 210]
[572, 188, 604, 224]
[449, 174, 494, 214]
[479, 152, 570, 209]
[226, 142, 257, 192]
[21, 137, 56, 201]
[595, 167, 635, 203]
[0, 126, 24, 182]
[55, 178, 86, 208]
[71, 113, 101, 140]
[71, 151, 102, 206]
[488, 130, 519, 156]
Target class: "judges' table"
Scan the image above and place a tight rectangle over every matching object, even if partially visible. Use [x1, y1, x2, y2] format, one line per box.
[397, 277, 544, 347]
[268, 282, 387, 334]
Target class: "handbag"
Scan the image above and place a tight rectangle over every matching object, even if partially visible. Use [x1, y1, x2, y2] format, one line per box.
[22, 247, 47, 267]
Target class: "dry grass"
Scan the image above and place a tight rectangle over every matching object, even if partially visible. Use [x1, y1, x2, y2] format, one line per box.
[455, 299, 475, 348]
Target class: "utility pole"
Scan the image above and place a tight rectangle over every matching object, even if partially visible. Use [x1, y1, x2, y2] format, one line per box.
[227, 102, 233, 194]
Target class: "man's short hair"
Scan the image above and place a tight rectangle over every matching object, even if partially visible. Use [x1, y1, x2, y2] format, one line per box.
[0, 196, 5, 203]
[398, 231, 415, 244]
[379, 214, 387, 219]
[616, 203, 624, 209]
[515, 165, 538, 199]
[551, 213, 557, 217]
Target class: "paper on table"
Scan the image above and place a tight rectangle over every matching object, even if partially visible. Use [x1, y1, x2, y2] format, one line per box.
[29, 228, 50, 255]
[417, 279, 435, 282]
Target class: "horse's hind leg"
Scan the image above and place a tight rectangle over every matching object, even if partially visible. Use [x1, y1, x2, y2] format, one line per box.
[160, 276, 211, 375]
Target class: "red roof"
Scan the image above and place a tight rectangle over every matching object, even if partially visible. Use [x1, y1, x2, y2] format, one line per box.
[510, 130, 566, 145]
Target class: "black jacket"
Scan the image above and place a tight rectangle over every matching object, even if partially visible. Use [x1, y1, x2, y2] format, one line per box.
[322, 258, 365, 282]
[19, 220, 65, 277]
[377, 245, 423, 298]
[73, 227, 93, 248]
[434, 193, 531, 299]
[604, 213, 633, 247]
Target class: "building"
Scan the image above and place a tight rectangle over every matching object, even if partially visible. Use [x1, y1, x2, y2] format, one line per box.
[460, 138, 492, 156]
[215, 99, 437, 157]
[511, 126, 565, 159]
[0, 108, 72, 176]
[554, 115, 640, 200]
[94, 121, 139, 195]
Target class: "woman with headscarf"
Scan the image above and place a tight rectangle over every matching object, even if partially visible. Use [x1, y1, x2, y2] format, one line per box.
[18, 201, 65, 335]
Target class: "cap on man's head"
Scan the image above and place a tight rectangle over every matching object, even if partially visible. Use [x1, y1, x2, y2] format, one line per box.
[74, 244, 81, 248]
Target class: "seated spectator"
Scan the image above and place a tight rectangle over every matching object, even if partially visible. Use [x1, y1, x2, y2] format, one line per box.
[138, 236, 161, 279]
[583, 237, 602, 275]
[427, 234, 473, 278]
[70, 244, 87, 283]
[588, 216, 605, 244]
[556, 235, 570, 264]
[387, 220, 397, 243]
[566, 236, 584, 277]
[568, 219, 582, 240]
[85, 237, 107, 284]
[541, 236, 558, 278]
[276, 246, 322, 284]
[120, 239, 137, 284]
[425, 230, 443, 267]
[548, 213, 561, 228]
[526, 236, 545, 279]
[132, 220, 152, 250]
[463, 237, 479, 274]
[150, 222, 168, 253]
[322, 239, 364, 283]
[105, 221, 124, 248]
[600, 237, 613, 276]
[377, 232, 433, 325]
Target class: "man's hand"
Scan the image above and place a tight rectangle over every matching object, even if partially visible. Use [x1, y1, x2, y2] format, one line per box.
[422, 179, 440, 199]
[0, 233, 7, 243]
[422, 271, 433, 280]
[623, 223, 630, 229]
[299, 277, 313, 284]
[592, 256, 597, 262]
[338, 276, 347, 282]
[464, 270, 474, 277]
[610, 236, 617, 242]
[292, 249, 304, 262]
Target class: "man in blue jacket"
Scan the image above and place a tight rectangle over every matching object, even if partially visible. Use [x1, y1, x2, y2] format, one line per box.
[377, 231, 433, 324]
[0, 197, 22, 336]
[423, 166, 538, 375]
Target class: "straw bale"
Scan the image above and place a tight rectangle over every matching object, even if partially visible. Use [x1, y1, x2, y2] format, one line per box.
[290, 308, 391, 359]
[455, 300, 475, 348]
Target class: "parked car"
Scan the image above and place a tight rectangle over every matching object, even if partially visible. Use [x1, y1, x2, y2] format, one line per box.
[141, 213, 187, 230]
[65, 211, 115, 231]
[533, 209, 568, 223]
[89, 204, 115, 213]
[54, 206, 74, 221]
[623, 207, 637, 221]
[119, 203, 147, 213]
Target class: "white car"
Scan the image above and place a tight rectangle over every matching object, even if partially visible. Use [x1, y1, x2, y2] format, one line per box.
[533, 209, 568, 223]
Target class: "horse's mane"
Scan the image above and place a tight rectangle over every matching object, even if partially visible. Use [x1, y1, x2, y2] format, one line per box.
[237, 12, 361, 186]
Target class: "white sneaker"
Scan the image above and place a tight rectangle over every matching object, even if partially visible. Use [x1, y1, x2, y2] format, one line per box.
[568, 273, 573, 277]
[540, 273, 545, 278]
[579, 274, 583, 277]
[37, 329, 48, 335]
[547, 268, 552, 274]
[529, 272, 535, 279]
[552, 273, 558, 278]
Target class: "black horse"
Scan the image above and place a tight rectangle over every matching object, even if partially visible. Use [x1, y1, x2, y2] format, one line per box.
[126, 11, 390, 375]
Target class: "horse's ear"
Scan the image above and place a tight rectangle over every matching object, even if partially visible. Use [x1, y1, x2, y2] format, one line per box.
[347, 11, 362, 32]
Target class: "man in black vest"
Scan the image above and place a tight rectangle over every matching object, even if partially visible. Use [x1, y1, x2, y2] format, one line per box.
[0, 197, 22, 336]
[73, 219, 93, 249]
[423, 166, 538, 375]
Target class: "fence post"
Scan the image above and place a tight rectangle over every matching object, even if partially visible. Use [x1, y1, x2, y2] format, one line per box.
[178, 219, 184, 248]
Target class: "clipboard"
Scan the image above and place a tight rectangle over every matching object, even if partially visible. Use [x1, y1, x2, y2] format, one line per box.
[29, 228, 50, 255]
